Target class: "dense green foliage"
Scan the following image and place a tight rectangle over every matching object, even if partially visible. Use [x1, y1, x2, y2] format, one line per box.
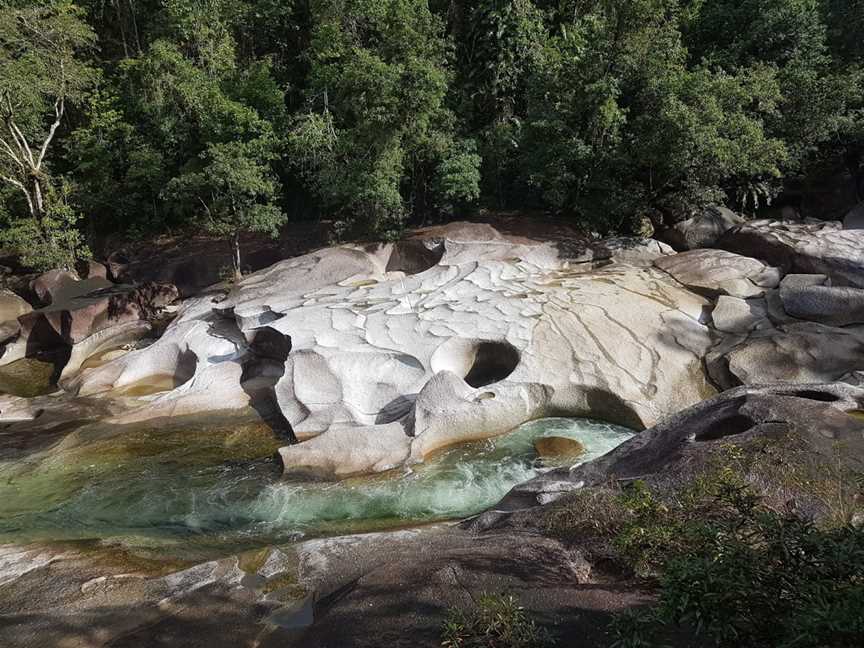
[609, 479, 864, 648]
[1, 0, 862, 269]
[0, 1, 95, 268]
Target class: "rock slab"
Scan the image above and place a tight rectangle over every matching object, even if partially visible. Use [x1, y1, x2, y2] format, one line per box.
[654, 249, 781, 298]
[721, 219, 864, 288]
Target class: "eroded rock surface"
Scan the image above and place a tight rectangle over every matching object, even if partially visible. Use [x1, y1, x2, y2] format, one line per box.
[70, 223, 715, 476]
[654, 249, 780, 298]
[4, 218, 864, 648]
[720, 219, 864, 288]
[20, 218, 864, 481]
[11, 218, 864, 480]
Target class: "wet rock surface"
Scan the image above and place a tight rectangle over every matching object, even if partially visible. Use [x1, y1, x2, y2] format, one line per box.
[5, 383, 859, 647]
[534, 435, 586, 458]
[0, 269, 179, 392]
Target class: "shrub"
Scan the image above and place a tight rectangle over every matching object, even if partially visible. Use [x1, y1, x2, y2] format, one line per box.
[611, 479, 864, 647]
[441, 593, 555, 648]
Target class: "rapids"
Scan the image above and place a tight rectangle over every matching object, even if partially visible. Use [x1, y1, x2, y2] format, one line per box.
[0, 415, 632, 561]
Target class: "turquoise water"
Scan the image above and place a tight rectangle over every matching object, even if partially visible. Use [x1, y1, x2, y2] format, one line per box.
[0, 416, 632, 560]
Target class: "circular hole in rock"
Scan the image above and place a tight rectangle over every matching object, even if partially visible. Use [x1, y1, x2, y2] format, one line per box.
[463, 341, 520, 388]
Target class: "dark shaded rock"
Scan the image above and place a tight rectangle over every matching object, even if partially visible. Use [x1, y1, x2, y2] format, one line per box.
[116, 244, 284, 298]
[0, 527, 665, 648]
[486, 383, 864, 513]
[569, 237, 674, 267]
[843, 201, 864, 230]
[385, 239, 445, 275]
[660, 206, 743, 251]
[780, 284, 864, 326]
[795, 166, 863, 220]
[106, 250, 130, 281]
[248, 325, 292, 361]
[29, 269, 83, 306]
[287, 530, 627, 648]
[9, 279, 178, 382]
[779, 273, 829, 291]
[706, 322, 864, 388]
[75, 259, 109, 280]
[21, 283, 150, 347]
[720, 219, 864, 288]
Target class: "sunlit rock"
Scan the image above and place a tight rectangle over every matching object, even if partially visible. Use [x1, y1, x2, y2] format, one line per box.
[0, 288, 31, 323]
[654, 248, 781, 298]
[69, 223, 716, 476]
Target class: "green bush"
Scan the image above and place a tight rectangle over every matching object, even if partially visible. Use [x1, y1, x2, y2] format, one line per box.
[542, 441, 864, 648]
[543, 480, 692, 576]
[441, 593, 555, 648]
[610, 479, 864, 647]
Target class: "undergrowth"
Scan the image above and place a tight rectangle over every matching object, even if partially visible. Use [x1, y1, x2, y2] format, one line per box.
[542, 439, 864, 647]
[441, 593, 556, 648]
[443, 438, 864, 647]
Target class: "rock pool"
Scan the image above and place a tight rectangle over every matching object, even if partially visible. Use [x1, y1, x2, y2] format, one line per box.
[0, 415, 632, 562]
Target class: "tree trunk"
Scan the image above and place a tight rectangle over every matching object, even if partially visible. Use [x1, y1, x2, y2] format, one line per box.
[113, 0, 129, 58]
[31, 176, 45, 220]
[231, 232, 243, 282]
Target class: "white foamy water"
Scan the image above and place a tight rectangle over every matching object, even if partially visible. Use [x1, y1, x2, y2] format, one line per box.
[249, 417, 632, 528]
[0, 417, 632, 559]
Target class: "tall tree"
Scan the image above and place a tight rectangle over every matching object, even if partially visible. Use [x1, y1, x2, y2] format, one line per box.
[447, 0, 546, 207]
[0, 1, 96, 269]
[165, 138, 286, 281]
[68, 0, 289, 271]
[519, 0, 787, 228]
[289, 0, 479, 236]
[684, 0, 857, 176]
